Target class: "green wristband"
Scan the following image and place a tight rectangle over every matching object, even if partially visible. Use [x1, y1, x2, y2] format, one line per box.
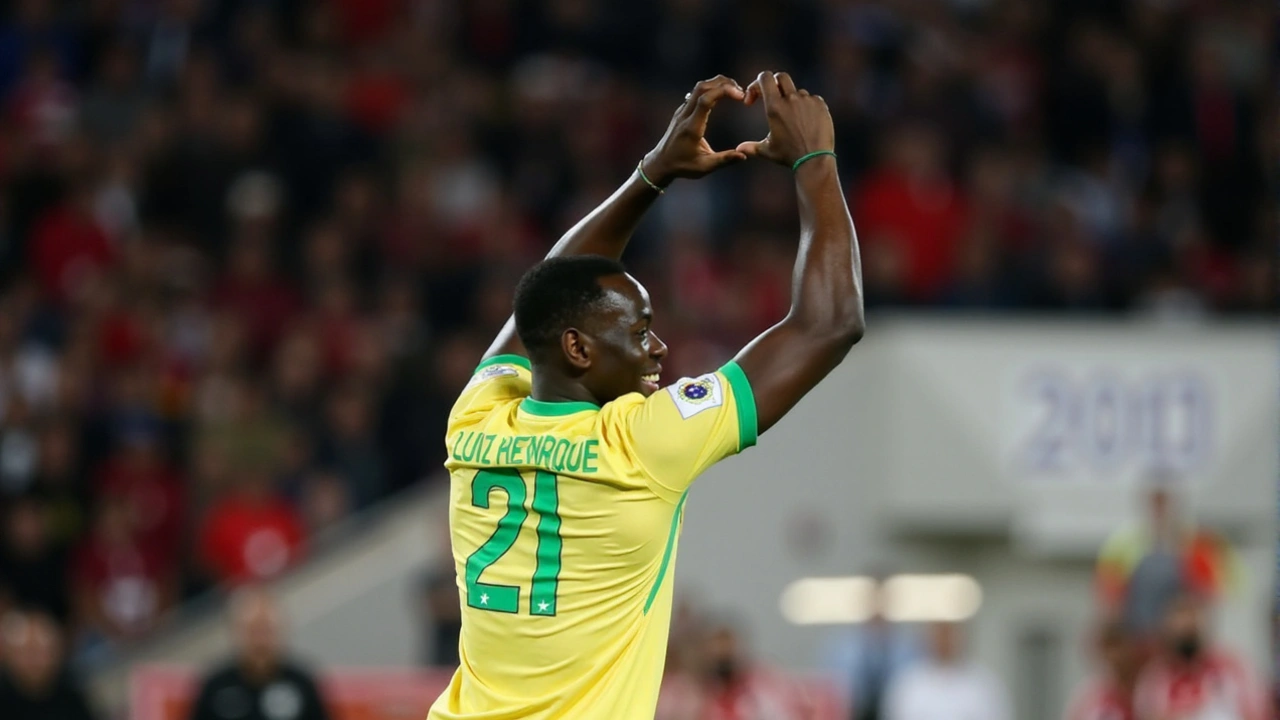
[636, 161, 666, 195]
[792, 150, 837, 172]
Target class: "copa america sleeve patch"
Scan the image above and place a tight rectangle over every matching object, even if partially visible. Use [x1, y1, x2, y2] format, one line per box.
[667, 373, 724, 419]
[468, 363, 519, 387]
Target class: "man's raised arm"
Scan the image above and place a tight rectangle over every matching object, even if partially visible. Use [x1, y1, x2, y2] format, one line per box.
[482, 76, 749, 360]
[731, 71, 865, 434]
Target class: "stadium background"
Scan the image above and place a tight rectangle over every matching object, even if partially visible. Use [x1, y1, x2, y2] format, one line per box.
[0, 0, 1274, 718]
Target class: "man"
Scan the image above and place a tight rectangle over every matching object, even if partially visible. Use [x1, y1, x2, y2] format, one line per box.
[822, 574, 923, 720]
[428, 71, 863, 720]
[0, 609, 98, 720]
[187, 587, 331, 720]
[1133, 593, 1267, 720]
[1064, 619, 1142, 720]
[1096, 477, 1242, 638]
[693, 617, 813, 720]
[883, 621, 1009, 720]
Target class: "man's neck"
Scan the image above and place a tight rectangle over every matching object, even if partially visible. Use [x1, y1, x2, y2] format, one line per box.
[529, 375, 597, 405]
[239, 657, 280, 686]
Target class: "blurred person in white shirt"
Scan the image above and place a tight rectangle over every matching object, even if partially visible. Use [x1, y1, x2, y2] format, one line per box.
[1134, 592, 1266, 720]
[884, 621, 1010, 720]
[821, 577, 923, 720]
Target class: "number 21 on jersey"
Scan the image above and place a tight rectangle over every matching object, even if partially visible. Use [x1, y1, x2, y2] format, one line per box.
[465, 469, 562, 616]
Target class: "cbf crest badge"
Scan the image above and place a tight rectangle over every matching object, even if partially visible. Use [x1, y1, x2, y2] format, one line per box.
[668, 373, 723, 419]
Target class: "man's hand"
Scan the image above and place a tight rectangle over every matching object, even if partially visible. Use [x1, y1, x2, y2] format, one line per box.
[737, 71, 835, 166]
[641, 75, 749, 186]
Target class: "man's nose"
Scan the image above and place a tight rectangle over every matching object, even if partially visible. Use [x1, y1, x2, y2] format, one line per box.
[650, 332, 669, 358]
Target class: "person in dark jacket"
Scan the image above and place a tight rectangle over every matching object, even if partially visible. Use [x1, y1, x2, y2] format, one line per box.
[0, 609, 98, 720]
[187, 586, 331, 720]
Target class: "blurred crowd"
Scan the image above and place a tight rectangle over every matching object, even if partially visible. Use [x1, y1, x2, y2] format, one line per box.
[0, 0, 1274, 702]
[631, 480, 1262, 720]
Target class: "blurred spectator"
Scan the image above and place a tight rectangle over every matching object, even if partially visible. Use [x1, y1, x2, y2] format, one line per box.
[70, 494, 174, 648]
[821, 580, 923, 720]
[853, 123, 968, 305]
[210, 236, 300, 361]
[0, 609, 98, 720]
[884, 621, 1010, 720]
[91, 412, 183, 569]
[1134, 593, 1267, 720]
[197, 467, 305, 587]
[31, 418, 89, 547]
[29, 181, 115, 306]
[417, 557, 461, 668]
[316, 381, 384, 510]
[296, 471, 349, 537]
[1096, 478, 1243, 637]
[1064, 619, 1142, 720]
[660, 615, 814, 720]
[655, 597, 706, 719]
[186, 586, 331, 720]
[0, 493, 69, 621]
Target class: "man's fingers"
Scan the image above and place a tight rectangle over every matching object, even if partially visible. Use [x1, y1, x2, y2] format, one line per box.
[735, 138, 770, 157]
[775, 72, 798, 96]
[683, 75, 745, 118]
[706, 149, 749, 167]
[751, 71, 781, 106]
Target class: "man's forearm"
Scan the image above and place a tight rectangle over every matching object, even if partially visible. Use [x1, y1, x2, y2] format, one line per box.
[546, 169, 661, 260]
[789, 157, 863, 333]
[481, 168, 660, 360]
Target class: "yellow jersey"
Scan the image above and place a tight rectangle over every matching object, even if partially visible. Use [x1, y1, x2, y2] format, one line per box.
[427, 354, 757, 720]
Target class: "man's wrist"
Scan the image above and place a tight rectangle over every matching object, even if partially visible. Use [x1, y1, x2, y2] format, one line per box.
[640, 154, 675, 188]
[793, 154, 837, 182]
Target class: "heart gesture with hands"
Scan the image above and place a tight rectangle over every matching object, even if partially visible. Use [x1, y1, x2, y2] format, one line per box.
[640, 71, 835, 189]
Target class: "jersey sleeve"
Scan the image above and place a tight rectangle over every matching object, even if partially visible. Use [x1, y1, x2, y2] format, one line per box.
[447, 354, 533, 431]
[605, 361, 758, 503]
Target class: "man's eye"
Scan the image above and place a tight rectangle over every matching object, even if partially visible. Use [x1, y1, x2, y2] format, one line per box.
[637, 329, 649, 339]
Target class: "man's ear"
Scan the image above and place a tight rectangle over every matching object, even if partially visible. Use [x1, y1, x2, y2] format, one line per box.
[561, 328, 592, 370]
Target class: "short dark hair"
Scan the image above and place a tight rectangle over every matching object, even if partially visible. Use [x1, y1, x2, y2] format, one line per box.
[513, 255, 627, 358]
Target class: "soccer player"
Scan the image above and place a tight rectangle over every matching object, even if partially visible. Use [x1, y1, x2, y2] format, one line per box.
[428, 71, 863, 720]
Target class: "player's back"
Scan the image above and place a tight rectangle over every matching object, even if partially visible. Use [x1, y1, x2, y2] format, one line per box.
[428, 355, 757, 720]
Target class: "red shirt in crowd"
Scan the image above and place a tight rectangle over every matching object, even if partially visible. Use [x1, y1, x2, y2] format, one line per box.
[334, 0, 399, 47]
[346, 68, 409, 135]
[210, 276, 301, 356]
[96, 309, 154, 368]
[30, 203, 115, 304]
[198, 494, 306, 585]
[853, 169, 969, 302]
[1066, 677, 1135, 720]
[93, 453, 184, 568]
[1135, 650, 1267, 720]
[71, 531, 169, 637]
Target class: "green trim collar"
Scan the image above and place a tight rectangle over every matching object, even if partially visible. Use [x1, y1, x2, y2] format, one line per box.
[519, 397, 600, 417]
